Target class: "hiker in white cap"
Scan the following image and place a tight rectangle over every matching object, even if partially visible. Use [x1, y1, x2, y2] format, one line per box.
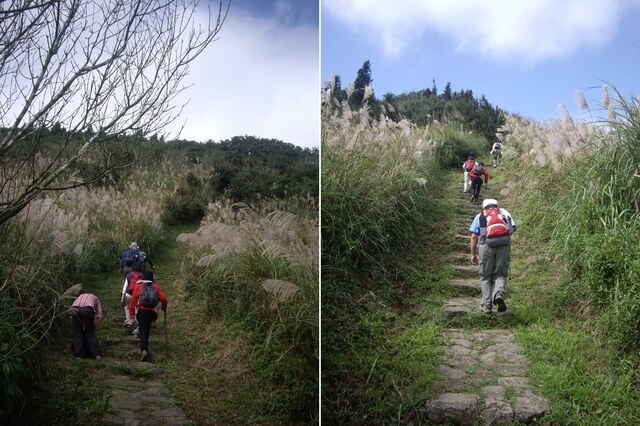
[468, 198, 517, 314]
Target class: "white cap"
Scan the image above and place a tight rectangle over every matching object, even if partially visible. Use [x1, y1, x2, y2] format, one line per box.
[129, 242, 139, 250]
[482, 199, 498, 209]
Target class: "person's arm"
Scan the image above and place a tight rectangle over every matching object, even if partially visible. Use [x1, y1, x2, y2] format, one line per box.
[483, 168, 489, 184]
[470, 233, 479, 265]
[156, 284, 168, 311]
[94, 297, 103, 326]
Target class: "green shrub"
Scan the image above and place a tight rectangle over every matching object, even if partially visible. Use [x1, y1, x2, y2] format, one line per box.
[161, 172, 207, 225]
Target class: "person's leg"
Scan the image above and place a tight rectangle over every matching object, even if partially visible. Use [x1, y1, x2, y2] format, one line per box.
[123, 293, 134, 326]
[78, 307, 101, 358]
[470, 178, 478, 201]
[71, 309, 85, 357]
[492, 245, 511, 311]
[479, 244, 495, 312]
[464, 171, 470, 192]
[476, 179, 483, 200]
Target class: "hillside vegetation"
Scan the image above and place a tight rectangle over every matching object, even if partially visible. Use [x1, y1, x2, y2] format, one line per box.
[0, 133, 318, 424]
[321, 80, 640, 424]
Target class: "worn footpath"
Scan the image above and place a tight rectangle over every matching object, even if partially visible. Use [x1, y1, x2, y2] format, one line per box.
[425, 173, 549, 425]
[91, 252, 193, 425]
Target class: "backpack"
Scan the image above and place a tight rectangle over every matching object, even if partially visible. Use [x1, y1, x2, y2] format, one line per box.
[123, 249, 137, 267]
[472, 162, 483, 176]
[126, 271, 143, 294]
[464, 159, 475, 172]
[479, 207, 511, 246]
[139, 281, 158, 307]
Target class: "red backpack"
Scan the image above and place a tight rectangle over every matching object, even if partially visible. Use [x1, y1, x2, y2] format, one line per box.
[481, 207, 509, 239]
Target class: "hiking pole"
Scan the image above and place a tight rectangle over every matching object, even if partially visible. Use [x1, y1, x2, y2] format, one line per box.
[163, 310, 169, 351]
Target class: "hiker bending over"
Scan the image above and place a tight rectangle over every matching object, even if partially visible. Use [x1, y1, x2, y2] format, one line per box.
[469, 161, 489, 203]
[119, 242, 142, 275]
[462, 156, 475, 193]
[129, 270, 168, 362]
[121, 262, 143, 327]
[70, 292, 103, 359]
[469, 198, 516, 314]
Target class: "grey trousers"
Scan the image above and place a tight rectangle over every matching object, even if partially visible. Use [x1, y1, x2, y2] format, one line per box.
[478, 243, 511, 309]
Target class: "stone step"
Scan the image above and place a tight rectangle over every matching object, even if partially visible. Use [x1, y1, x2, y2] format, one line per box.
[450, 278, 479, 292]
[451, 265, 477, 275]
[426, 393, 478, 426]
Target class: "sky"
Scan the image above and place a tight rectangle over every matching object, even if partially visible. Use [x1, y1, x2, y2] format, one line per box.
[321, 0, 640, 124]
[167, 0, 319, 148]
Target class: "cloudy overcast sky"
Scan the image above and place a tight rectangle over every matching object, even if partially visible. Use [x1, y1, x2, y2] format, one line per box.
[168, 0, 319, 148]
[322, 0, 640, 123]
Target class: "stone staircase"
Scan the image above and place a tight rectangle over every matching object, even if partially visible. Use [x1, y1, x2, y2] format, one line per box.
[99, 316, 192, 425]
[425, 181, 548, 425]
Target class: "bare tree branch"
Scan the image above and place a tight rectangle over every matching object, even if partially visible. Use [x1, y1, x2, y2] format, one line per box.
[0, 0, 231, 225]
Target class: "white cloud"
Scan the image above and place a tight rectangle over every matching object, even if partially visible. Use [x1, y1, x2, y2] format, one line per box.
[168, 9, 319, 148]
[323, 0, 630, 66]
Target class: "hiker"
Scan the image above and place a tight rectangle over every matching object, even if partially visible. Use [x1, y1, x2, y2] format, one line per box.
[491, 141, 502, 168]
[469, 198, 516, 314]
[462, 156, 475, 193]
[129, 270, 168, 362]
[70, 292, 103, 359]
[119, 242, 143, 275]
[120, 261, 143, 327]
[469, 161, 489, 203]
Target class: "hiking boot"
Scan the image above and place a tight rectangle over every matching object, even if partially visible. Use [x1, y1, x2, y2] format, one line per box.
[140, 349, 148, 362]
[494, 296, 507, 312]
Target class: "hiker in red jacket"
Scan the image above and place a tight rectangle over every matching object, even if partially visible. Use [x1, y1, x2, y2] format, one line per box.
[469, 161, 489, 203]
[462, 156, 475, 193]
[129, 270, 167, 362]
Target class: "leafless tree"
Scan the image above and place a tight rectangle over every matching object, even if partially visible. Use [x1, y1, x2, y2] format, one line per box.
[0, 0, 231, 226]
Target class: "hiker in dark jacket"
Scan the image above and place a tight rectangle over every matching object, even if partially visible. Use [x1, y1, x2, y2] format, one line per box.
[129, 270, 168, 362]
[70, 292, 103, 359]
[119, 242, 142, 275]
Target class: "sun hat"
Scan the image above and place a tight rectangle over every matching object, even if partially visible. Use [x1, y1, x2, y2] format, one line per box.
[129, 242, 139, 250]
[482, 199, 498, 209]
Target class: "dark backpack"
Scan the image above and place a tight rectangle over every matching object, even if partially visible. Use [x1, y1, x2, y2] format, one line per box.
[124, 249, 136, 267]
[472, 162, 483, 176]
[139, 281, 158, 307]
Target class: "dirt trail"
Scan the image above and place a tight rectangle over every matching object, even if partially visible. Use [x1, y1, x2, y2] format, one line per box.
[425, 173, 549, 425]
[93, 230, 194, 425]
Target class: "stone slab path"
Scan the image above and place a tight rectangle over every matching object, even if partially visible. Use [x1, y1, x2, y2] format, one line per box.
[98, 315, 192, 425]
[425, 177, 548, 425]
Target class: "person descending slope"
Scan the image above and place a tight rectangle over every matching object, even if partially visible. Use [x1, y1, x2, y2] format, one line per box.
[468, 198, 517, 314]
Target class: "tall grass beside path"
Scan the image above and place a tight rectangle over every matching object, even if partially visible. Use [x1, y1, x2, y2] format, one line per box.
[321, 115, 457, 423]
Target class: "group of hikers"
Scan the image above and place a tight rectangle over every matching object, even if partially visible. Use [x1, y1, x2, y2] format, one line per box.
[464, 141, 517, 314]
[70, 242, 168, 362]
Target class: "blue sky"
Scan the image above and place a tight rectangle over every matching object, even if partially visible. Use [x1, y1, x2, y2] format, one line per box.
[321, 0, 640, 124]
[167, 0, 319, 148]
